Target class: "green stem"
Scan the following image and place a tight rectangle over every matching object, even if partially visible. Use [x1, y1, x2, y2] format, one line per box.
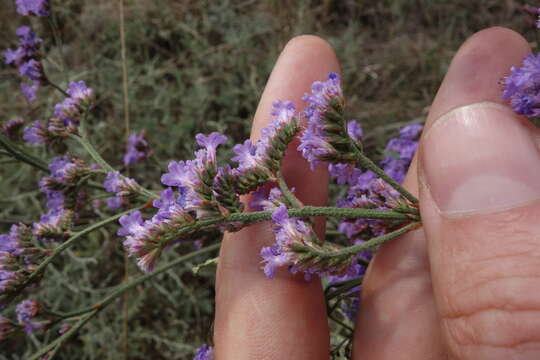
[70, 134, 115, 172]
[70, 134, 159, 200]
[311, 222, 419, 261]
[161, 206, 416, 244]
[23, 207, 140, 288]
[0, 134, 49, 172]
[325, 277, 363, 301]
[277, 172, 302, 208]
[351, 143, 418, 204]
[29, 244, 220, 360]
[46, 79, 69, 97]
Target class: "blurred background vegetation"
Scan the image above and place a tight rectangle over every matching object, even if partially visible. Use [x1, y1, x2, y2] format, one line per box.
[0, 0, 538, 358]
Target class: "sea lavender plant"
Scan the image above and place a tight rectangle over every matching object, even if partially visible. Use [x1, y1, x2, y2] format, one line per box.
[0, 1, 430, 358]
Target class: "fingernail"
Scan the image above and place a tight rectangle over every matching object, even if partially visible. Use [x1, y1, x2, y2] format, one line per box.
[422, 102, 540, 215]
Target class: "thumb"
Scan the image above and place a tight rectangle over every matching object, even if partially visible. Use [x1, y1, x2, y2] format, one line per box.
[419, 101, 540, 359]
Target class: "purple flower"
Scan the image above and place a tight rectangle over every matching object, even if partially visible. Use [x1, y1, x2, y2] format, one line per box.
[4, 47, 24, 65]
[347, 120, 363, 142]
[193, 344, 214, 360]
[33, 208, 73, 242]
[503, 53, 540, 118]
[231, 139, 259, 170]
[298, 73, 348, 170]
[48, 81, 94, 136]
[261, 205, 318, 279]
[161, 132, 228, 217]
[195, 132, 227, 163]
[232, 100, 298, 180]
[161, 160, 198, 188]
[399, 123, 423, 140]
[123, 131, 152, 165]
[15, 0, 49, 16]
[20, 81, 39, 101]
[106, 197, 124, 209]
[15, 299, 42, 333]
[335, 123, 422, 260]
[118, 211, 146, 237]
[23, 121, 46, 145]
[119, 211, 162, 273]
[103, 171, 141, 209]
[5, 26, 44, 100]
[18, 59, 42, 81]
[66, 81, 93, 105]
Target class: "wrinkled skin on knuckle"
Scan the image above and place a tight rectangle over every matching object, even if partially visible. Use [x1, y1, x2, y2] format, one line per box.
[436, 204, 540, 359]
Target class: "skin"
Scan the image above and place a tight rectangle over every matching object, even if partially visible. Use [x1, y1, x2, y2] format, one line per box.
[214, 27, 540, 359]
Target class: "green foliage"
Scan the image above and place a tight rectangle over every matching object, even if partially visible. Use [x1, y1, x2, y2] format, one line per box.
[0, 0, 535, 358]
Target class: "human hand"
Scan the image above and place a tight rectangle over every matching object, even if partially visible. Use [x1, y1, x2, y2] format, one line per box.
[213, 27, 540, 360]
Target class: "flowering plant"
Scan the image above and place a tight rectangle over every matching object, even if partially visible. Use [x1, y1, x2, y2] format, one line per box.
[6, 1, 536, 359]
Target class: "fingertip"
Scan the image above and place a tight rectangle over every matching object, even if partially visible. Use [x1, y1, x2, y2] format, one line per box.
[426, 26, 531, 127]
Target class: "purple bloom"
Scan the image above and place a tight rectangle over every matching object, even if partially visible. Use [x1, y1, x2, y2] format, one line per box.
[20, 81, 39, 101]
[23, 121, 46, 145]
[161, 132, 228, 217]
[123, 131, 152, 165]
[232, 100, 298, 177]
[4, 47, 24, 65]
[15, 299, 42, 333]
[195, 132, 227, 163]
[18, 59, 42, 81]
[5, 26, 44, 100]
[261, 205, 318, 279]
[161, 160, 198, 188]
[103, 171, 141, 209]
[48, 81, 94, 136]
[66, 81, 93, 103]
[347, 120, 363, 142]
[106, 197, 124, 209]
[16, 0, 49, 16]
[118, 211, 145, 237]
[298, 73, 347, 170]
[231, 139, 259, 170]
[399, 123, 423, 140]
[16, 26, 42, 51]
[193, 344, 214, 360]
[335, 123, 422, 262]
[33, 209, 73, 242]
[503, 53, 540, 118]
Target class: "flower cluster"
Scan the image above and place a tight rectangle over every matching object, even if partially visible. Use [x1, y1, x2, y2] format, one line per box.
[118, 101, 303, 272]
[502, 52, 540, 118]
[298, 73, 352, 168]
[124, 131, 152, 165]
[15, 299, 47, 333]
[193, 344, 214, 360]
[261, 205, 321, 279]
[103, 171, 143, 209]
[232, 100, 300, 193]
[0, 224, 47, 306]
[15, 0, 49, 17]
[4, 26, 44, 101]
[33, 157, 91, 241]
[320, 123, 421, 318]
[337, 124, 422, 250]
[23, 81, 94, 147]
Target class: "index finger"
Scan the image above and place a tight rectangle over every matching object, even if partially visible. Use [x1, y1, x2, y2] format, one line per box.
[213, 35, 339, 359]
